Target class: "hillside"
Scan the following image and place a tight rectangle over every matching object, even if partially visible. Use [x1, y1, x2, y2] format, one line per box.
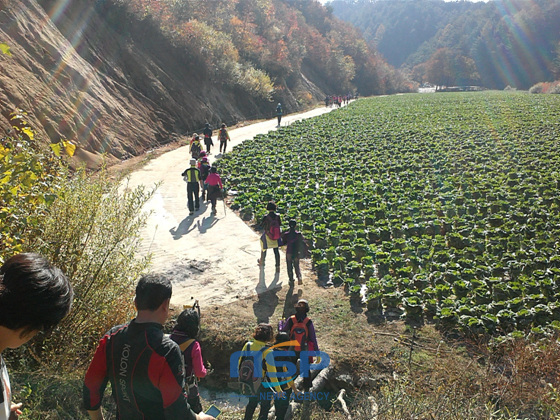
[0, 0, 411, 168]
[331, 0, 560, 89]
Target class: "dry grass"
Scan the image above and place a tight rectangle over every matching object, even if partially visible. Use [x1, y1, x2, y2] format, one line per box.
[187, 269, 560, 419]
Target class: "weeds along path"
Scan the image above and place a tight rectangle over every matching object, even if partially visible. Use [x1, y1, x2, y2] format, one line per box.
[125, 105, 341, 308]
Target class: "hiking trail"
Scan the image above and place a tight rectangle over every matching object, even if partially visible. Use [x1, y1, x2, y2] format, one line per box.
[125, 105, 343, 308]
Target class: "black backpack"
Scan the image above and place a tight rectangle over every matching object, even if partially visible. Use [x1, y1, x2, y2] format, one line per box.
[191, 142, 201, 157]
[200, 164, 210, 180]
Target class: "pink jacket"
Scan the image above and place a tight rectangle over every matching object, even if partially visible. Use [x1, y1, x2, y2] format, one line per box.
[205, 173, 222, 188]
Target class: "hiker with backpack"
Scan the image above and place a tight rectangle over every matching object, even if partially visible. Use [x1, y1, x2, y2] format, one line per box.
[218, 123, 230, 154]
[202, 123, 213, 154]
[170, 308, 207, 414]
[276, 103, 283, 127]
[182, 159, 201, 216]
[281, 299, 319, 390]
[238, 324, 281, 420]
[258, 201, 282, 272]
[198, 157, 211, 201]
[190, 135, 202, 159]
[281, 219, 306, 286]
[205, 166, 223, 216]
[272, 332, 299, 420]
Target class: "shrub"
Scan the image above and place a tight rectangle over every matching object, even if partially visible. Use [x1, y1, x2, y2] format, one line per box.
[529, 83, 544, 94]
[24, 169, 155, 369]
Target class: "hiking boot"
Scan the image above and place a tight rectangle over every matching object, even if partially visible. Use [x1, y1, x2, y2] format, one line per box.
[297, 277, 303, 285]
[189, 211, 194, 216]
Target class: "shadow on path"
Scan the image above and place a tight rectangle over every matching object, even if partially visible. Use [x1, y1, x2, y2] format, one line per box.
[253, 268, 285, 323]
[170, 216, 197, 240]
[197, 214, 219, 234]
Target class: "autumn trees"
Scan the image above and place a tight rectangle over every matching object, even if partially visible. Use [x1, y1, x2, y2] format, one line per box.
[99, 0, 408, 102]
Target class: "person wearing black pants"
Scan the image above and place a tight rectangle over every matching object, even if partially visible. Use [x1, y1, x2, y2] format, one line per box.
[182, 159, 201, 215]
[239, 324, 281, 420]
[203, 123, 213, 154]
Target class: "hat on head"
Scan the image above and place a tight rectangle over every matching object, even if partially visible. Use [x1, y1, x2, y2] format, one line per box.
[190, 158, 196, 165]
[295, 299, 309, 314]
[200, 151, 207, 156]
[201, 157, 208, 162]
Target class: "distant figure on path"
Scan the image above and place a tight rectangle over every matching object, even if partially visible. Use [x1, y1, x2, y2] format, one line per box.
[218, 123, 230, 154]
[205, 167, 223, 216]
[190, 135, 202, 159]
[182, 159, 201, 216]
[258, 201, 282, 272]
[281, 219, 305, 285]
[203, 123, 213, 154]
[276, 103, 283, 127]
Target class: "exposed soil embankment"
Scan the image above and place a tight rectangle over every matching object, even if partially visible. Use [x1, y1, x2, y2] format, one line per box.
[0, 0, 328, 168]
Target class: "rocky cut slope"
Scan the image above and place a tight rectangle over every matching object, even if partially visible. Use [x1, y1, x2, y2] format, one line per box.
[0, 0, 322, 167]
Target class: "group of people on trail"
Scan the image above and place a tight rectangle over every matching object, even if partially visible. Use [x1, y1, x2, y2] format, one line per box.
[258, 201, 306, 286]
[324, 94, 352, 108]
[1, 252, 319, 420]
[240, 299, 319, 420]
[189, 123, 230, 159]
[182, 150, 223, 216]
[83, 274, 215, 420]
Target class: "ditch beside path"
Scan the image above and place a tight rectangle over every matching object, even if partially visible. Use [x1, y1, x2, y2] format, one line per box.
[125, 105, 346, 308]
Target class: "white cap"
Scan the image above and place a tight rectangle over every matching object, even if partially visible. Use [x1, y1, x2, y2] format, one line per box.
[190, 159, 196, 165]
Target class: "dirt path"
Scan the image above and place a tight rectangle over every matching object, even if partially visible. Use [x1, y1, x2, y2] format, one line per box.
[125, 105, 341, 308]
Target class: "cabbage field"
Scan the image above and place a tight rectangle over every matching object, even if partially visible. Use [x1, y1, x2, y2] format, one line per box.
[219, 91, 560, 336]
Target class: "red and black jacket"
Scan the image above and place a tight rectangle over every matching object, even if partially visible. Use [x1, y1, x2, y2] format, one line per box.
[83, 320, 196, 420]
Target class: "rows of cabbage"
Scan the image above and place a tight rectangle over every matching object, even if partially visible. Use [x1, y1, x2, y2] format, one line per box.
[219, 92, 560, 337]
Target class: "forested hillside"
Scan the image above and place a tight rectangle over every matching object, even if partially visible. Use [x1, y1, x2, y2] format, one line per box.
[0, 0, 411, 166]
[331, 0, 560, 89]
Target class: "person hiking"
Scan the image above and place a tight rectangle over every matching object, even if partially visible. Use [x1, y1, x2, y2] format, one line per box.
[276, 103, 283, 127]
[258, 201, 282, 272]
[198, 157, 211, 201]
[1, 253, 73, 420]
[218, 123, 230, 154]
[83, 274, 215, 420]
[170, 308, 207, 414]
[272, 332, 299, 420]
[238, 324, 281, 420]
[190, 135, 202, 159]
[205, 166, 223, 216]
[280, 299, 319, 390]
[202, 123, 213, 154]
[281, 219, 305, 286]
[182, 159, 201, 216]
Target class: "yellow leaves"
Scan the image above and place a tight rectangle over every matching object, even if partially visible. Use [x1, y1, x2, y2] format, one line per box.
[0, 171, 12, 185]
[21, 126, 34, 140]
[50, 142, 61, 156]
[0, 43, 11, 56]
[63, 140, 77, 157]
[50, 140, 77, 157]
